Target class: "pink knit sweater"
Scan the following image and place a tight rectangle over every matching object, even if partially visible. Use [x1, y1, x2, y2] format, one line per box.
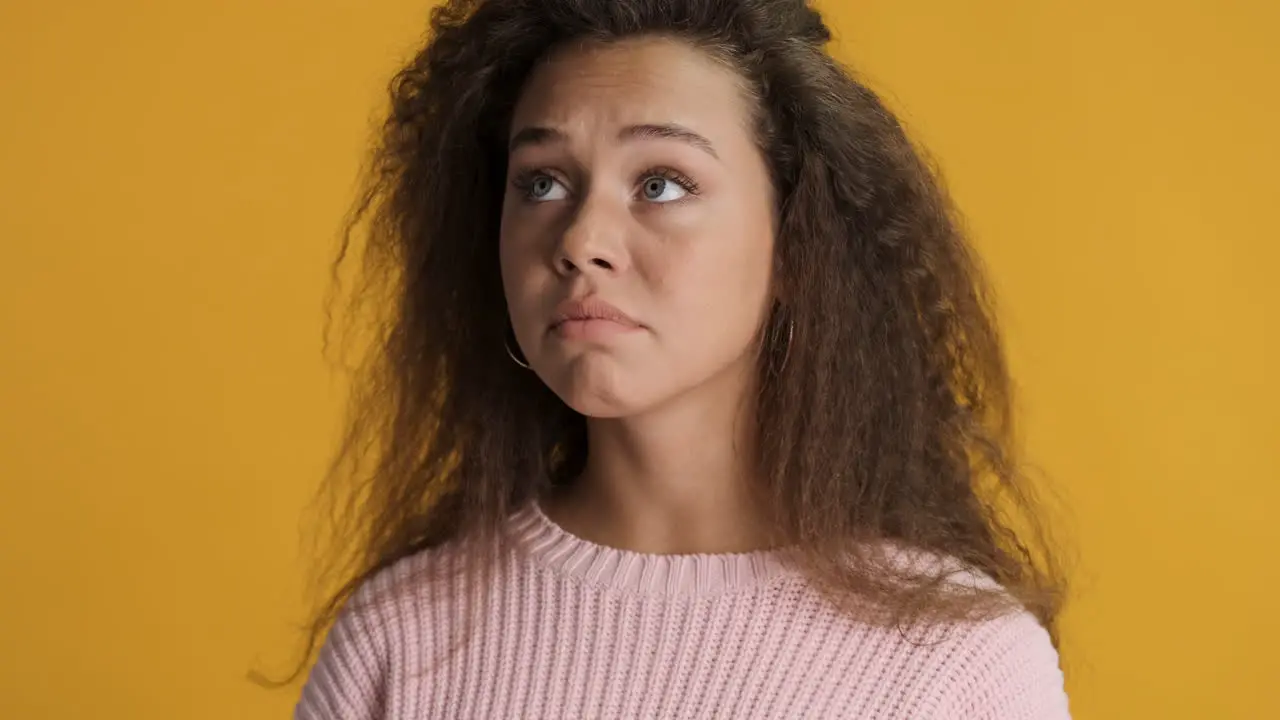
[296, 505, 1069, 719]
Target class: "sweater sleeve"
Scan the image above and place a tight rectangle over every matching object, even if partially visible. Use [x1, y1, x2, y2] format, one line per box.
[938, 610, 1071, 720]
[294, 585, 391, 720]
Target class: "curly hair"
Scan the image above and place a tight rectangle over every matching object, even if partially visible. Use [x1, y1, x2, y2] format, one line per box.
[297, 0, 1068, 678]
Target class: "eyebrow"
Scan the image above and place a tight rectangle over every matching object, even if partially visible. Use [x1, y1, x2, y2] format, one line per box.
[508, 123, 719, 159]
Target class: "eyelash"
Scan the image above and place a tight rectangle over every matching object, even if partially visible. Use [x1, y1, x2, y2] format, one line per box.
[509, 169, 555, 199]
[510, 167, 701, 201]
[645, 167, 701, 197]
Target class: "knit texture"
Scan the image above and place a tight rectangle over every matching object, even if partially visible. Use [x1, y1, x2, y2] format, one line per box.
[296, 505, 1069, 719]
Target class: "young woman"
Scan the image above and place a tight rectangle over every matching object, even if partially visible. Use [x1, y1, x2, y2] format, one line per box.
[295, 0, 1070, 717]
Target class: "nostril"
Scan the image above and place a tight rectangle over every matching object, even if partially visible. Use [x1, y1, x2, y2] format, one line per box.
[555, 255, 613, 274]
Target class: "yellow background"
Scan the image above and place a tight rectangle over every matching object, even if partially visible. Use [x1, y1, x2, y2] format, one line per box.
[2, 0, 1276, 717]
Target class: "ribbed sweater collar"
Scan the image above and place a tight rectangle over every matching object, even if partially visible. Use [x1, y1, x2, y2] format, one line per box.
[509, 503, 793, 598]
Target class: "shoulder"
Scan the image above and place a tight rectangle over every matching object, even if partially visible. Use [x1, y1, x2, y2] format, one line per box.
[294, 547, 458, 720]
[930, 608, 1071, 720]
[827, 544, 1071, 718]
[294, 579, 393, 720]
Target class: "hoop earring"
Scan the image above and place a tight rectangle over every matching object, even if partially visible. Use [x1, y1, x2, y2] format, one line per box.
[505, 335, 531, 370]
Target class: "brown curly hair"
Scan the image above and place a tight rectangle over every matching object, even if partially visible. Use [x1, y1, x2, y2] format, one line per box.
[296, 0, 1068, 679]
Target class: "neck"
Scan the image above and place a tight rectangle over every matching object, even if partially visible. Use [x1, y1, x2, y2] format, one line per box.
[546, 357, 772, 555]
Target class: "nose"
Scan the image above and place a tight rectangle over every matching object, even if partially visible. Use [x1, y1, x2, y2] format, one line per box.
[553, 193, 629, 277]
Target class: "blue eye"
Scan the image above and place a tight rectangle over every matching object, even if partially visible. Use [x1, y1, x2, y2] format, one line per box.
[521, 173, 569, 202]
[640, 175, 688, 203]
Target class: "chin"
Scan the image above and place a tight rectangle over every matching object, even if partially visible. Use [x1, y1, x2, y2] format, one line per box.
[561, 394, 634, 419]
[549, 377, 642, 419]
[537, 357, 652, 419]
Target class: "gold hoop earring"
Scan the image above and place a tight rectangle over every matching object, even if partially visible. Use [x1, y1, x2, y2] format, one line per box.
[505, 335, 530, 369]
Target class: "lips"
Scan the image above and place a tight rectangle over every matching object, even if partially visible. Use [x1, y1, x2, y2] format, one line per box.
[549, 296, 642, 338]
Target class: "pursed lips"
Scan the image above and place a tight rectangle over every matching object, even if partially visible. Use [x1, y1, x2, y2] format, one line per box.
[550, 297, 642, 339]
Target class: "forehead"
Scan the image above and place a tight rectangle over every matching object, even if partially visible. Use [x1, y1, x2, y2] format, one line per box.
[510, 36, 753, 138]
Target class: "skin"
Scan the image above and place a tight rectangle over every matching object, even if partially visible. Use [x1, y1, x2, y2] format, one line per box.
[499, 37, 778, 554]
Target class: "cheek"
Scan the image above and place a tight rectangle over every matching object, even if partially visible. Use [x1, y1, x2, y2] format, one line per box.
[499, 220, 543, 312]
[499, 200, 524, 262]
[497, 238, 520, 314]
[497, 233, 519, 288]
[652, 226, 774, 348]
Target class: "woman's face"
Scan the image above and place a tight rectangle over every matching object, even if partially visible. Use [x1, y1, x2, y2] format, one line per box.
[499, 37, 776, 418]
